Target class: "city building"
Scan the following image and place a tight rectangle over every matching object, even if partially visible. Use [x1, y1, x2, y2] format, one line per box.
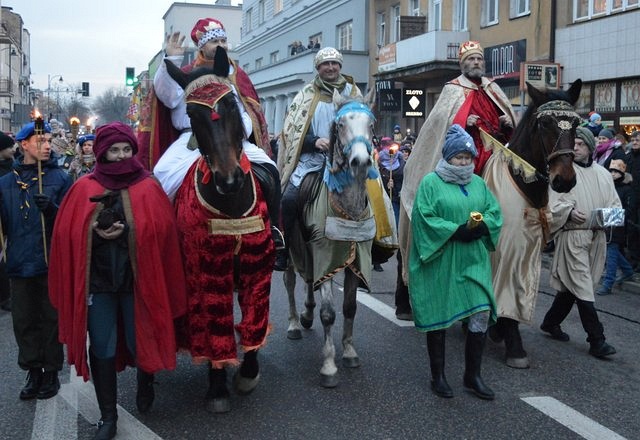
[0, 6, 32, 136]
[235, 0, 371, 135]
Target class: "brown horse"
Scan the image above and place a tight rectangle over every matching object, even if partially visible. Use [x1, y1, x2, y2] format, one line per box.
[165, 50, 275, 413]
[483, 79, 582, 368]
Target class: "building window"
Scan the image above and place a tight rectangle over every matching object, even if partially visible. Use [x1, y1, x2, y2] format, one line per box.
[430, 0, 442, 31]
[453, 0, 468, 30]
[376, 12, 386, 46]
[308, 33, 322, 49]
[243, 63, 250, 72]
[337, 21, 353, 51]
[258, 0, 265, 24]
[481, 0, 499, 27]
[245, 8, 253, 33]
[274, 0, 283, 14]
[255, 57, 263, 70]
[410, 0, 421, 15]
[270, 51, 279, 64]
[574, 0, 638, 20]
[391, 4, 401, 43]
[510, 0, 530, 17]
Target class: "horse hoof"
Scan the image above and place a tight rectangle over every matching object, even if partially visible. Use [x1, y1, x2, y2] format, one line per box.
[233, 372, 260, 395]
[206, 396, 231, 414]
[287, 329, 302, 340]
[506, 356, 530, 369]
[342, 357, 360, 368]
[320, 374, 339, 388]
[300, 314, 313, 330]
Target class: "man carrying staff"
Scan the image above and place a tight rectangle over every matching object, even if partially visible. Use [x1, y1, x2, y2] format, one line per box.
[0, 121, 71, 400]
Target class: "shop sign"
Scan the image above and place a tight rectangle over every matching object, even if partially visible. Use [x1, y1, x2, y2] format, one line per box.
[521, 62, 561, 91]
[620, 79, 640, 112]
[402, 88, 425, 118]
[379, 89, 401, 113]
[378, 44, 397, 73]
[485, 39, 526, 80]
[594, 82, 617, 113]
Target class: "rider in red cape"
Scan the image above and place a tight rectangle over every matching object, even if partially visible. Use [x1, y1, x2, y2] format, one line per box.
[49, 122, 187, 437]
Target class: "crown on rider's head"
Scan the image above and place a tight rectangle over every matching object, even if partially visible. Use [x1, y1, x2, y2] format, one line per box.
[459, 41, 484, 63]
[314, 47, 343, 69]
[191, 18, 227, 49]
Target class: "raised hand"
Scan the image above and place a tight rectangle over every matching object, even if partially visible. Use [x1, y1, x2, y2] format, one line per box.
[165, 31, 186, 57]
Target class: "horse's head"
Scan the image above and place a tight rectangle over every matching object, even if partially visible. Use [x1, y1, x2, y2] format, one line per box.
[324, 87, 377, 192]
[165, 47, 246, 194]
[518, 79, 582, 194]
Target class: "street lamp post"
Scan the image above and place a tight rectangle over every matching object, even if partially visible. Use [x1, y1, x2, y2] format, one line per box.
[47, 74, 63, 122]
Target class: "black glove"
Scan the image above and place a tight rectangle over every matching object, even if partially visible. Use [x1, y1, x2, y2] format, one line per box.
[450, 224, 476, 242]
[473, 221, 490, 239]
[33, 193, 54, 215]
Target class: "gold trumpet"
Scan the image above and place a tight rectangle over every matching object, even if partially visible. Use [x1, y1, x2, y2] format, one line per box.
[467, 211, 483, 229]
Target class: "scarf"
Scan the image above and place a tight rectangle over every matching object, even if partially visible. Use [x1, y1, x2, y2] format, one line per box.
[314, 75, 348, 102]
[90, 157, 150, 190]
[593, 139, 617, 164]
[435, 158, 474, 186]
[378, 148, 400, 171]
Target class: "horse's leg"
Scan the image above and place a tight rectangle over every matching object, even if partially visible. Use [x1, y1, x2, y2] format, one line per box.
[300, 280, 315, 330]
[342, 269, 360, 368]
[318, 279, 338, 388]
[501, 317, 530, 369]
[284, 267, 303, 339]
[206, 366, 231, 414]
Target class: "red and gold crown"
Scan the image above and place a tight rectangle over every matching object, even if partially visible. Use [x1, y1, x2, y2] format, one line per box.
[191, 18, 227, 49]
[458, 41, 484, 63]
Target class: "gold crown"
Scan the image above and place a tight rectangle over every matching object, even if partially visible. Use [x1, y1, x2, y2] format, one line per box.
[459, 41, 483, 61]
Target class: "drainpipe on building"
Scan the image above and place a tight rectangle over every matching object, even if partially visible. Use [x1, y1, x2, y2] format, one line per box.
[549, 0, 556, 63]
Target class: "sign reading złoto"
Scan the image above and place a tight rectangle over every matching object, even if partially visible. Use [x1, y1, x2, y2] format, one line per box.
[402, 88, 425, 118]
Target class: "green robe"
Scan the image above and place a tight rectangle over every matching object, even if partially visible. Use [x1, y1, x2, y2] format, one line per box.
[409, 173, 502, 332]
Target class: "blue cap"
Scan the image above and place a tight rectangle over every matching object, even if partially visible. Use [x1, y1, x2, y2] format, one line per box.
[78, 134, 96, 146]
[442, 124, 477, 161]
[15, 122, 52, 141]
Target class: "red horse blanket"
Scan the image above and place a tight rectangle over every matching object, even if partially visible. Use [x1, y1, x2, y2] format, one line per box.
[175, 159, 274, 367]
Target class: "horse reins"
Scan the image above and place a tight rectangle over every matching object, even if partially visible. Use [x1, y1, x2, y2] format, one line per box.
[534, 100, 581, 175]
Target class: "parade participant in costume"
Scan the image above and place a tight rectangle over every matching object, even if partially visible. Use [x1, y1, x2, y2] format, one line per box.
[49, 122, 187, 440]
[410, 124, 502, 400]
[0, 122, 71, 401]
[277, 47, 362, 270]
[540, 126, 619, 359]
[69, 134, 96, 180]
[150, 18, 283, 250]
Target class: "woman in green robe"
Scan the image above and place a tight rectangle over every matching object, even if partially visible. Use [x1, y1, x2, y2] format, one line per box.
[409, 124, 502, 400]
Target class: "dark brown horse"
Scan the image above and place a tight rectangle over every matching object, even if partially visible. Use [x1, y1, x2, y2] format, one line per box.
[483, 79, 582, 368]
[165, 51, 274, 413]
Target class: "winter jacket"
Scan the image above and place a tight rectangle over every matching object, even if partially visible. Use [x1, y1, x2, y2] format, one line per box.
[0, 158, 71, 277]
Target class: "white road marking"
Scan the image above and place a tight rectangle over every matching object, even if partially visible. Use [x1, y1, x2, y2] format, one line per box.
[33, 367, 163, 440]
[354, 288, 414, 327]
[522, 396, 627, 440]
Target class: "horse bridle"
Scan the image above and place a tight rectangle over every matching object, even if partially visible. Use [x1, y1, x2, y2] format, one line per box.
[333, 101, 376, 156]
[533, 100, 581, 181]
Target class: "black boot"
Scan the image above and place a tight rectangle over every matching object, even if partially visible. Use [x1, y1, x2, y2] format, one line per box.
[206, 367, 230, 414]
[540, 290, 574, 342]
[576, 299, 616, 358]
[19, 368, 42, 400]
[426, 330, 453, 398]
[394, 251, 412, 320]
[136, 369, 155, 414]
[502, 318, 530, 369]
[234, 350, 261, 395]
[463, 331, 495, 400]
[90, 352, 118, 440]
[37, 370, 60, 399]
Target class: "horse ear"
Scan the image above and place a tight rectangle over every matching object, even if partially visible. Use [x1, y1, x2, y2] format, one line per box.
[213, 46, 230, 77]
[525, 81, 546, 106]
[566, 79, 582, 105]
[364, 87, 376, 108]
[165, 59, 189, 90]
[332, 89, 347, 108]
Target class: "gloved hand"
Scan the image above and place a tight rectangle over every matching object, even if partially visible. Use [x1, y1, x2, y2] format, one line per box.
[450, 224, 476, 242]
[33, 193, 54, 215]
[473, 221, 490, 238]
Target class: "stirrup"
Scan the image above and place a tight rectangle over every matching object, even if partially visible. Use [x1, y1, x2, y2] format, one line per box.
[271, 226, 286, 250]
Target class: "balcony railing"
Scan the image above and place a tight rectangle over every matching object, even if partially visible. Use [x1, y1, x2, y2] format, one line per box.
[0, 77, 14, 96]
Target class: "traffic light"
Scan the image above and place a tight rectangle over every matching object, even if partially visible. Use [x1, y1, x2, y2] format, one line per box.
[81, 82, 90, 97]
[125, 67, 135, 86]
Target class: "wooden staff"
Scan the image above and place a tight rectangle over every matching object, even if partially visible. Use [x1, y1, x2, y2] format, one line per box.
[387, 143, 399, 197]
[34, 116, 48, 266]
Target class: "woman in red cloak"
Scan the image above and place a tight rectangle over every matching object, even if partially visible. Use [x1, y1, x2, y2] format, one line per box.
[48, 122, 187, 440]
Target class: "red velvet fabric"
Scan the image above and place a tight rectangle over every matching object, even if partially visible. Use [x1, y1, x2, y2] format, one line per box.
[174, 159, 274, 367]
[49, 176, 187, 380]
